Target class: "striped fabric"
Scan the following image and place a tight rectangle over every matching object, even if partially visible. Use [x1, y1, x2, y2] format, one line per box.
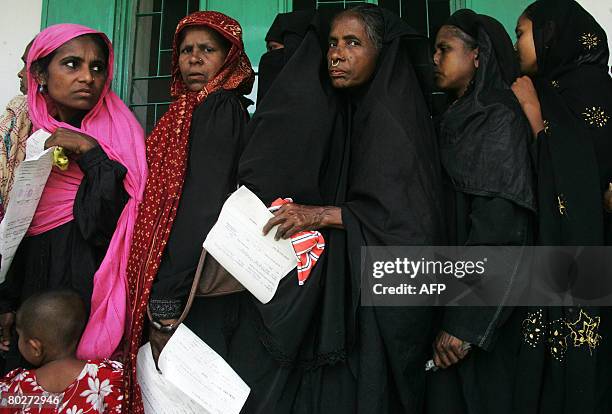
[270, 198, 325, 285]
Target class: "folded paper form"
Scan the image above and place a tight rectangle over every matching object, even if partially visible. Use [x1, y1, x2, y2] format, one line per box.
[137, 324, 250, 414]
[0, 129, 53, 282]
[203, 186, 297, 304]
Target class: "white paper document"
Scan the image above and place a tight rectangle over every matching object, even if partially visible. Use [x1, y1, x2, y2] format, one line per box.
[203, 186, 297, 304]
[137, 324, 250, 414]
[0, 129, 53, 282]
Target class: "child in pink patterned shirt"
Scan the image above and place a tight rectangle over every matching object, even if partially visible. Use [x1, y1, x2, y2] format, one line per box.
[0, 290, 123, 413]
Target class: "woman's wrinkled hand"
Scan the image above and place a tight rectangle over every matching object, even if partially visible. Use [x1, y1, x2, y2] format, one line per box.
[263, 204, 332, 240]
[44, 127, 98, 155]
[432, 330, 470, 369]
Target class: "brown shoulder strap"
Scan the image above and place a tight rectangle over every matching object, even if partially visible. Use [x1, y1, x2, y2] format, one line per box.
[147, 248, 207, 331]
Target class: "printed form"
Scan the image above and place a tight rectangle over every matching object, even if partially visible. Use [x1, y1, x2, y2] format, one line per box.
[137, 324, 250, 414]
[203, 185, 297, 304]
[0, 129, 53, 282]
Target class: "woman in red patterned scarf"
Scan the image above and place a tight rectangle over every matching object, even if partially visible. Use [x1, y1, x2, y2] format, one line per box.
[122, 11, 254, 412]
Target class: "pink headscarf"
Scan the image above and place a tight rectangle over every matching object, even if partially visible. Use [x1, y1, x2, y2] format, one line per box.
[26, 24, 148, 359]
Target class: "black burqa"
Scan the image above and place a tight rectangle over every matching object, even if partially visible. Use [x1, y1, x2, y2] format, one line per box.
[515, 1, 612, 414]
[236, 7, 444, 414]
[257, 10, 315, 103]
[426, 10, 535, 414]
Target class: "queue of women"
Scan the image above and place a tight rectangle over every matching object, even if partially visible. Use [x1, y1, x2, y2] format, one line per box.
[0, 0, 610, 412]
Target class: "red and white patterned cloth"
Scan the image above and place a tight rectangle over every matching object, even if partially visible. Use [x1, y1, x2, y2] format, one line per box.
[0, 359, 123, 413]
[270, 198, 326, 285]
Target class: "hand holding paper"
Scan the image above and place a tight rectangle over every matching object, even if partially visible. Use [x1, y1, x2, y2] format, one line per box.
[203, 186, 297, 304]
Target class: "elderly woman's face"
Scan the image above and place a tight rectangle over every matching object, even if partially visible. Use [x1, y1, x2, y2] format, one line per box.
[178, 26, 229, 92]
[433, 25, 479, 96]
[515, 15, 538, 75]
[37, 35, 107, 122]
[327, 14, 379, 89]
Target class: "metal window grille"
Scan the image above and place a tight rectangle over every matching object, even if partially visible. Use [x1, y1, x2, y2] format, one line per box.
[316, 0, 377, 7]
[129, 0, 199, 134]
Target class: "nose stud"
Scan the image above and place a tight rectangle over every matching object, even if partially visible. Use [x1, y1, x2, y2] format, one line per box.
[331, 60, 339, 67]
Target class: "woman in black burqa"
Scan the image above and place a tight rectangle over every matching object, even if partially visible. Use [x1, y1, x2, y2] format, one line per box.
[257, 10, 315, 103]
[511, 0, 612, 412]
[426, 9, 535, 414]
[235, 4, 443, 413]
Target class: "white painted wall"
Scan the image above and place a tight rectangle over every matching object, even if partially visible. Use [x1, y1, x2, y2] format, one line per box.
[578, 0, 612, 70]
[0, 0, 43, 107]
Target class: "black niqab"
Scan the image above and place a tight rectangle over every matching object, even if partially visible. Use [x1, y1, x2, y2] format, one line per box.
[257, 10, 316, 103]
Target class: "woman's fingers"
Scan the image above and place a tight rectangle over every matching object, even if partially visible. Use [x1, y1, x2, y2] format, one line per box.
[263, 203, 324, 238]
[434, 347, 452, 368]
[263, 214, 286, 236]
[275, 222, 297, 240]
[444, 344, 461, 365]
[433, 330, 468, 369]
[433, 352, 444, 369]
[44, 128, 98, 154]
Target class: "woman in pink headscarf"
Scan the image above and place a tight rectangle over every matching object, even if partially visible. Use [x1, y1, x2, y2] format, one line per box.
[0, 24, 147, 369]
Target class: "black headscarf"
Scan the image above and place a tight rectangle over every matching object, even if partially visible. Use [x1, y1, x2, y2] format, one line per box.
[526, 0, 609, 79]
[438, 9, 536, 213]
[343, 7, 445, 412]
[257, 10, 316, 103]
[239, 5, 444, 411]
[446, 9, 520, 84]
[525, 0, 612, 244]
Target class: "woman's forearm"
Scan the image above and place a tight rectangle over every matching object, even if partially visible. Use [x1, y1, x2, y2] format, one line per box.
[320, 206, 344, 229]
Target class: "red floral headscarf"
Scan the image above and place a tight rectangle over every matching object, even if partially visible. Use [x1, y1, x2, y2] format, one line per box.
[123, 11, 254, 412]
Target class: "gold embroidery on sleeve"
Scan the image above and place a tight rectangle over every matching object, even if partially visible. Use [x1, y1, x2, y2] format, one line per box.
[566, 309, 602, 355]
[557, 194, 567, 216]
[548, 318, 569, 362]
[522, 309, 602, 361]
[582, 106, 610, 128]
[580, 33, 600, 50]
[522, 309, 546, 348]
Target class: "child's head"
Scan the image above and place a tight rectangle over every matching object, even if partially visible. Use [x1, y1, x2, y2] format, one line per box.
[16, 290, 87, 366]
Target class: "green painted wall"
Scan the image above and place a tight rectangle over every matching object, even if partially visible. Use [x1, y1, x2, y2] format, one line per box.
[42, 0, 116, 35]
[200, 0, 292, 67]
[464, 0, 532, 40]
